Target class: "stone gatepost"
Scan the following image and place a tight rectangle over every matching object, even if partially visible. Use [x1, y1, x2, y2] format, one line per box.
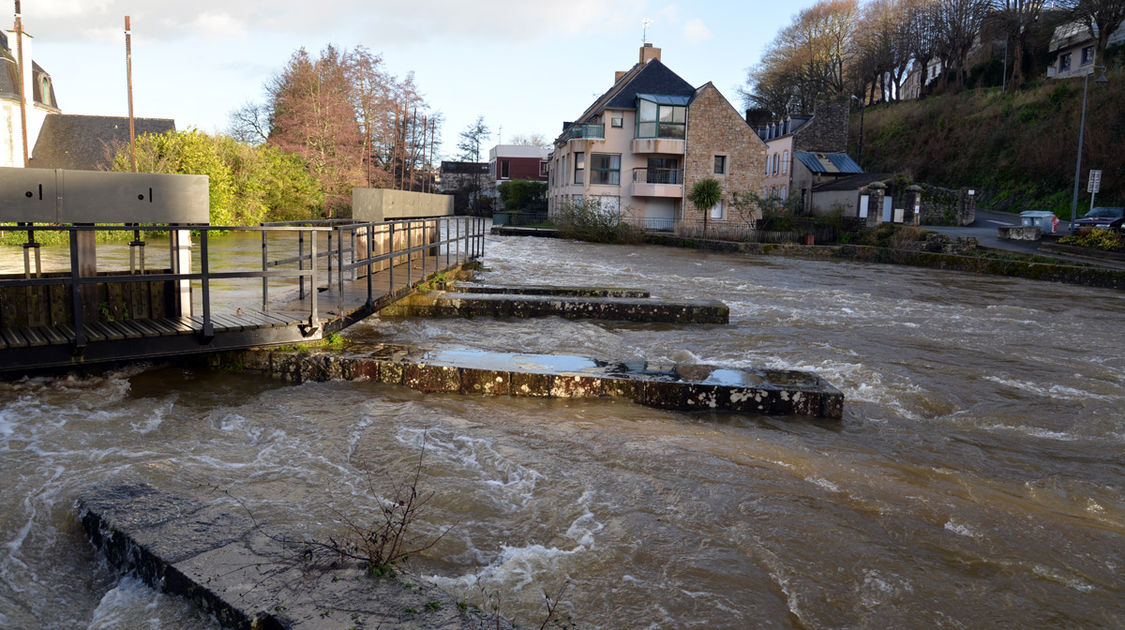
[906, 185, 923, 226]
[959, 189, 977, 226]
[862, 181, 886, 228]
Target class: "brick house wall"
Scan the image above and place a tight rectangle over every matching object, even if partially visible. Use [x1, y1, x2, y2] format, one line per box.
[684, 83, 766, 223]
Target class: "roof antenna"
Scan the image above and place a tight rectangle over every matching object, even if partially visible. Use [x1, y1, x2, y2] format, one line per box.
[642, 17, 653, 45]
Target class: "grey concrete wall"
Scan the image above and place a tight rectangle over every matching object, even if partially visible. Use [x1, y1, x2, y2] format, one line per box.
[352, 188, 453, 222]
[0, 167, 209, 223]
[811, 189, 859, 216]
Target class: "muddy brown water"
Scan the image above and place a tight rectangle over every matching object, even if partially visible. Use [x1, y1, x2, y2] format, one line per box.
[1, 234, 1123, 629]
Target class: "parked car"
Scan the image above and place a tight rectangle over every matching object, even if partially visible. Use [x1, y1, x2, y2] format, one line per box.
[1074, 206, 1125, 232]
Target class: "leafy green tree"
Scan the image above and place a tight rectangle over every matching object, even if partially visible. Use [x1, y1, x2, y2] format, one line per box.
[112, 129, 325, 225]
[497, 179, 547, 212]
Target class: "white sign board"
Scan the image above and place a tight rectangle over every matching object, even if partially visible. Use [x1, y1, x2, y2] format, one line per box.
[1088, 170, 1102, 194]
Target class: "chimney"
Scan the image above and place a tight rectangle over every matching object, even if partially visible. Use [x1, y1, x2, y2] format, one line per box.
[639, 43, 661, 64]
[615, 70, 627, 82]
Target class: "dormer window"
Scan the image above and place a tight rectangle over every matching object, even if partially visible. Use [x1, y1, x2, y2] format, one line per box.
[635, 94, 687, 139]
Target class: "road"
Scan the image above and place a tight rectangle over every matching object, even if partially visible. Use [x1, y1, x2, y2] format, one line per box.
[923, 209, 1125, 270]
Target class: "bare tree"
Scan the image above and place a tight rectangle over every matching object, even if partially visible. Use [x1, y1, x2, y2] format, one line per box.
[741, 0, 861, 115]
[508, 133, 548, 148]
[228, 101, 270, 144]
[457, 116, 490, 162]
[932, 0, 993, 91]
[993, 0, 1048, 90]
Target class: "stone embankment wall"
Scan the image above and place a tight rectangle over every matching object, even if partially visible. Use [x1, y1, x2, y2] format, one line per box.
[643, 234, 1125, 291]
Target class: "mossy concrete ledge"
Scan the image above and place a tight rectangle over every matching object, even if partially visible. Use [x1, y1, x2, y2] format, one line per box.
[451, 283, 651, 298]
[379, 291, 729, 324]
[215, 346, 843, 419]
[78, 482, 512, 630]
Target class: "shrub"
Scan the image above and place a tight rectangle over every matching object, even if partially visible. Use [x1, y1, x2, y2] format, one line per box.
[1059, 228, 1125, 251]
[554, 197, 643, 244]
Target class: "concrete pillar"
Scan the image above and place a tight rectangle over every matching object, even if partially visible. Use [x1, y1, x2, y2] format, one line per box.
[906, 184, 923, 226]
[864, 182, 886, 228]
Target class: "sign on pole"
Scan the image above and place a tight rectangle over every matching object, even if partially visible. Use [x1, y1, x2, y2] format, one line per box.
[1087, 169, 1102, 194]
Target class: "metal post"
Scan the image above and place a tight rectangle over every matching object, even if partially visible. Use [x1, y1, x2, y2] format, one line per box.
[327, 228, 333, 287]
[456, 217, 461, 265]
[298, 230, 305, 300]
[421, 220, 427, 279]
[200, 230, 213, 339]
[445, 217, 450, 270]
[365, 224, 373, 308]
[389, 223, 395, 292]
[308, 229, 319, 332]
[261, 229, 269, 311]
[69, 228, 87, 349]
[336, 226, 343, 316]
[1070, 71, 1090, 232]
[406, 220, 412, 288]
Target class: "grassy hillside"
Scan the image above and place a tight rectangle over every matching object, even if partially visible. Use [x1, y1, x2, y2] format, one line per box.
[851, 70, 1125, 217]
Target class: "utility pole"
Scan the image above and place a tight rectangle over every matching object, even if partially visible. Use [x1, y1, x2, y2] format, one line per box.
[125, 16, 137, 172]
[14, 1, 29, 166]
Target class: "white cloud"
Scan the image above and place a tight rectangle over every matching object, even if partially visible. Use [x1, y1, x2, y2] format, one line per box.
[683, 18, 712, 45]
[22, 0, 648, 44]
[190, 12, 247, 39]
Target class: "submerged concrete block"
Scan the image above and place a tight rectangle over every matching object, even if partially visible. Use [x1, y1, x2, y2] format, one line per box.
[78, 483, 511, 630]
[225, 346, 844, 420]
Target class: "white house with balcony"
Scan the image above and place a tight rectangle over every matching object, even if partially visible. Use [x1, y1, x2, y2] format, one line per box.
[547, 44, 764, 231]
[1048, 20, 1124, 79]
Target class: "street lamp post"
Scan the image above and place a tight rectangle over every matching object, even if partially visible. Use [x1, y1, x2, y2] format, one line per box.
[1070, 65, 1109, 232]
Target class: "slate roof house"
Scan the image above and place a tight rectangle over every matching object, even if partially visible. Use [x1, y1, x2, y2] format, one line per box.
[547, 44, 764, 230]
[1, 27, 174, 170]
[752, 100, 857, 215]
[1048, 20, 1124, 79]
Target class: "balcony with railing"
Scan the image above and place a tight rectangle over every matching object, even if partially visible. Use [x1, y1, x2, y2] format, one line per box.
[566, 124, 605, 141]
[631, 167, 684, 197]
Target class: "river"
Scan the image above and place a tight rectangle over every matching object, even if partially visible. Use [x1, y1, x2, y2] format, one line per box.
[2, 234, 1123, 629]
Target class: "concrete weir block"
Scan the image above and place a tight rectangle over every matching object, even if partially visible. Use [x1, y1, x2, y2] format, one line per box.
[78, 482, 511, 630]
[382, 292, 729, 324]
[233, 346, 844, 420]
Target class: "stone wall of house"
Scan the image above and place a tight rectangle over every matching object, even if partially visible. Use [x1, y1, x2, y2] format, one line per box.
[684, 84, 766, 223]
[793, 99, 849, 154]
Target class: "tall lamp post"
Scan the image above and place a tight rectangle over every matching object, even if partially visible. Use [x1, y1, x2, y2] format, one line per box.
[1070, 65, 1108, 231]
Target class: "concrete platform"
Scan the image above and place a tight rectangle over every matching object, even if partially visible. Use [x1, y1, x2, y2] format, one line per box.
[215, 345, 844, 420]
[379, 291, 729, 324]
[79, 482, 511, 630]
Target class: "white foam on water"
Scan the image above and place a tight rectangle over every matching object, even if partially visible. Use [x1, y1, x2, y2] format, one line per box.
[805, 477, 841, 493]
[943, 519, 979, 538]
[977, 423, 1080, 442]
[983, 376, 1111, 402]
[1030, 564, 1096, 593]
[424, 493, 601, 593]
[86, 576, 220, 630]
[396, 426, 544, 510]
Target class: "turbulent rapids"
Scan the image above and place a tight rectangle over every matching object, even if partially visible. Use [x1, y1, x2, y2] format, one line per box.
[1, 234, 1123, 629]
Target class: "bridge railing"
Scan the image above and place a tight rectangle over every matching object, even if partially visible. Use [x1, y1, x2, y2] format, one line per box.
[0, 216, 487, 349]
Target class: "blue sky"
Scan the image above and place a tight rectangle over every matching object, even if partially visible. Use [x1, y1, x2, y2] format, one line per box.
[25, 0, 823, 160]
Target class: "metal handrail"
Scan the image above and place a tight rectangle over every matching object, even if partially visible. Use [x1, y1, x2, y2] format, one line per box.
[0, 216, 486, 350]
[632, 167, 683, 185]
